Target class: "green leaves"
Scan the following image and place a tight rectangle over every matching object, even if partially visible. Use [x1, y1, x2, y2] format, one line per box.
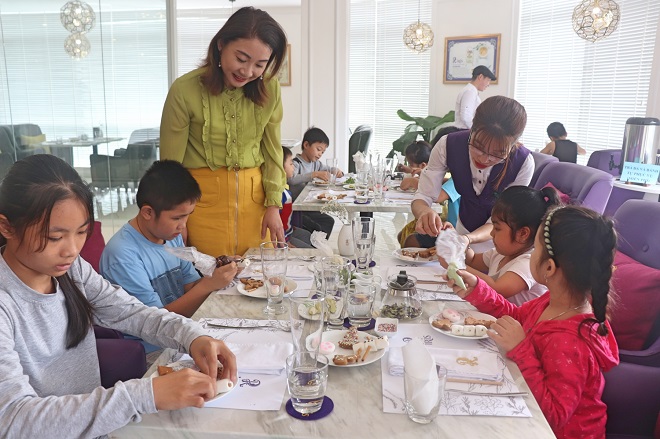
[391, 110, 455, 155]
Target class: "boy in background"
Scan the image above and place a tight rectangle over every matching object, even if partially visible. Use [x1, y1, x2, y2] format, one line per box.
[282, 146, 312, 247]
[288, 127, 344, 237]
[100, 160, 237, 353]
[540, 121, 586, 163]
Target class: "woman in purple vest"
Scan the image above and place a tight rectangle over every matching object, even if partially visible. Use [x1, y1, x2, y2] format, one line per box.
[409, 96, 535, 248]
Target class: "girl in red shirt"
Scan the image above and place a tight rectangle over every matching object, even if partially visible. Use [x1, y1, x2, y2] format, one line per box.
[450, 206, 619, 439]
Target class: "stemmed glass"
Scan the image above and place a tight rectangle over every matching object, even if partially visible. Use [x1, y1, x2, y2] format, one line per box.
[261, 241, 289, 315]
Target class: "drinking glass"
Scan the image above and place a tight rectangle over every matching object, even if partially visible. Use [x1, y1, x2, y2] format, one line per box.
[355, 170, 370, 204]
[326, 158, 338, 186]
[286, 351, 329, 414]
[403, 365, 447, 424]
[352, 217, 376, 274]
[346, 282, 376, 328]
[260, 241, 289, 315]
[289, 293, 326, 353]
[320, 255, 353, 328]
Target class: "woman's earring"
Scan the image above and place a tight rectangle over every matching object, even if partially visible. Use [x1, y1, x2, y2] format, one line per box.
[218, 61, 222, 68]
[260, 75, 263, 80]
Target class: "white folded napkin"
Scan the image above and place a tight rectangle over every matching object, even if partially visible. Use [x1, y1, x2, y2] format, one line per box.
[402, 338, 440, 415]
[390, 347, 502, 382]
[226, 342, 294, 375]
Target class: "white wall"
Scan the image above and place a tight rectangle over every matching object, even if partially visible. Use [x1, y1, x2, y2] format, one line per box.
[428, 0, 518, 118]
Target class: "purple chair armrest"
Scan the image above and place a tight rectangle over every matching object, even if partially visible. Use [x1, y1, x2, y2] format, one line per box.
[96, 338, 147, 388]
[93, 325, 123, 340]
[618, 333, 660, 367]
[603, 362, 660, 438]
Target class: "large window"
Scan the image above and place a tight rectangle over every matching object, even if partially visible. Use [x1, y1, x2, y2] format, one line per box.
[349, 0, 432, 158]
[515, 0, 660, 163]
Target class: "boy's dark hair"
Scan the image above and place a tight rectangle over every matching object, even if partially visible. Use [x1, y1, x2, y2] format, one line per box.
[282, 146, 293, 161]
[491, 186, 562, 247]
[472, 65, 497, 80]
[136, 160, 201, 216]
[302, 127, 329, 149]
[547, 122, 567, 139]
[200, 7, 287, 106]
[0, 154, 94, 349]
[404, 141, 432, 166]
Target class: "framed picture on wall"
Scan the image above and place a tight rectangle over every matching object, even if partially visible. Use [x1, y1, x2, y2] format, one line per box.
[443, 34, 500, 83]
[277, 44, 291, 86]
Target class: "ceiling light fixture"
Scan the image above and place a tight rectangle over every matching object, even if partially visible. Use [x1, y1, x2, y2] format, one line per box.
[403, 0, 434, 53]
[60, 1, 96, 34]
[572, 0, 620, 43]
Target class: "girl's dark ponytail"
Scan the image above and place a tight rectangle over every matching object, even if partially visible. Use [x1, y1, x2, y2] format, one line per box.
[57, 273, 95, 348]
[584, 217, 617, 336]
[540, 185, 562, 208]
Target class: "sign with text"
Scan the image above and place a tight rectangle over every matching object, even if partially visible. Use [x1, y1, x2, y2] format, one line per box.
[620, 161, 660, 185]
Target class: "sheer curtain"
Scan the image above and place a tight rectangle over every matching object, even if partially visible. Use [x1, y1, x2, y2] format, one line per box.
[349, 0, 432, 158]
[515, 0, 660, 163]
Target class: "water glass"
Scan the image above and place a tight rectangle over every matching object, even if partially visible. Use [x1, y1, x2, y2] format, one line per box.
[310, 260, 324, 291]
[320, 255, 353, 327]
[286, 351, 329, 414]
[347, 282, 376, 328]
[403, 365, 447, 424]
[352, 217, 376, 273]
[355, 170, 370, 204]
[289, 294, 326, 353]
[326, 158, 338, 186]
[260, 241, 289, 315]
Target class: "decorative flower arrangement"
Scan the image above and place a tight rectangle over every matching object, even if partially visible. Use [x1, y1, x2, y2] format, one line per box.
[321, 200, 350, 225]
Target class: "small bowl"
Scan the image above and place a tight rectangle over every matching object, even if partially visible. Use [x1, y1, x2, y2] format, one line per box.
[374, 317, 398, 337]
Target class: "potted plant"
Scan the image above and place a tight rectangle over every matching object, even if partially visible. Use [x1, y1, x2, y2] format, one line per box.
[390, 109, 455, 156]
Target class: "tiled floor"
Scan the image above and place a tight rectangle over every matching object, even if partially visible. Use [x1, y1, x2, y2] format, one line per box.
[93, 188, 410, 253]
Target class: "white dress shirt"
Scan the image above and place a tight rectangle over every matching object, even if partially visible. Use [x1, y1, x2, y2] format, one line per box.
[455, 83, 480, 129]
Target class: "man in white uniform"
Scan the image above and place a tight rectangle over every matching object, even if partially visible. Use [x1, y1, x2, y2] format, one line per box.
[454, 65, 497, 129]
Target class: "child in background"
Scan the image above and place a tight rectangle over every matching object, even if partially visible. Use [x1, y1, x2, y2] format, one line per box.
[448, 206, 619, 438]
[397, 140, 460, 247]
[540, 122, 586, 163]
[281, 146, 312, 247]
[0, 155, 236, 437]
[288, 127, 344, 237]
[439, 186, 561, 306]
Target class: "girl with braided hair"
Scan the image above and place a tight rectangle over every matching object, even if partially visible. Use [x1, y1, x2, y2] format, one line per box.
[447, 206, 619, 439]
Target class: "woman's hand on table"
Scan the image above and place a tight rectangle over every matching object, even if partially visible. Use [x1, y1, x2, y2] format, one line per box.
[487, 316, 525, 353]
[415, 207, 443, 237]
[153, 368, 217, 410]
[262, 206, 285, 242]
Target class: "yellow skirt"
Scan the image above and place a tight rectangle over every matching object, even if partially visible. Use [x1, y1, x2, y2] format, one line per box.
[188, 167, 269, 257]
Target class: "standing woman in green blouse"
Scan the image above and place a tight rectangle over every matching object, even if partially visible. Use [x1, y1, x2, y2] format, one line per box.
[160, 7, 287, 257]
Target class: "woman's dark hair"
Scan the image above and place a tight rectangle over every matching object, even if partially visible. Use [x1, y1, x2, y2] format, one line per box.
[136, 160, 201, 216]
[302, 127, 330, 147]
[492, 186, 562, 247]
[538, 206, 617, 336]
[200, 6, 287, 105]
[547, 122, 567, 139]
[0, 155, 94, 348]
[282, 146, 293, 162]
[404, 141, 432, 166]
[431, 125, 463, 146]
[471, 96, 527, 188]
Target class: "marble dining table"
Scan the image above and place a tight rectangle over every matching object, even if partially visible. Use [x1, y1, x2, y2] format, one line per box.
[110, 248, 555, 439]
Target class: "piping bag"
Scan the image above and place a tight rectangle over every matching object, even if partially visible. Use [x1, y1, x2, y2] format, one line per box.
[435, 229, 468, 290]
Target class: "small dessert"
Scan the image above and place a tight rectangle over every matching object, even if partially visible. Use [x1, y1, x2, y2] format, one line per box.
[418, 247, 437, 259]
[338, 326, 359, 349]
[332, 355, 348, 365]
[240, 278, 264, 292]
[475, 324, 488, 337]
[441, 308, 462, 323]
[432, 318, 452, 331]
[319, 341, 336, 355]
[463, 325, 476, 337]
[215, 255, 235, 267]
[451, 325, 465, 336]
[157, 365, 174, 376]
[401, 249, 419, 259]
[465, 316, 495, 328]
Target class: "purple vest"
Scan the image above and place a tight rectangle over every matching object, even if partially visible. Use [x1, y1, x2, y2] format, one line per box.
[445, 130, 530, 232]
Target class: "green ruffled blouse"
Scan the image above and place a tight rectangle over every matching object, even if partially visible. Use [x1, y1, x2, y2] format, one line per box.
[160, 67, 285, 207]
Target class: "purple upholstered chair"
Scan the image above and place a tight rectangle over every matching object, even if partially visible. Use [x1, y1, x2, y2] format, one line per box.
[94, 326, 147, 388]
[529, 151, 558, 187]
[586, 149, 645, 217]
[532, 161, 614, 214]
[602, 200, 660, 438]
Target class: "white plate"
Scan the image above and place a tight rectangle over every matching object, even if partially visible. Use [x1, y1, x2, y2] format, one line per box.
[297, 297, 343, 322]
[313, 180, 331, 187]
[428, 310, 496, 340]
[313, 191, 347, 202]
[321, 330, 386, 367]
[150, 360, 235, 402]
[394, 186, 416, 193]
[236, 278, 297, 299]
[342, 183, 355, 190]
[392, 248, 437, 264]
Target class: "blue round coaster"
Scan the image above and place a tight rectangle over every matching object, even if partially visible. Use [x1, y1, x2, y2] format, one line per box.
[285, 396, 334, 420]
[343, 317, 376, 331]
[351, 260, 376, 268]
[354, 200, 371, 204]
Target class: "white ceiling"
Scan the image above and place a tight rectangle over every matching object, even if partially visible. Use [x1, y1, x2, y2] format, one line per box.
[0, 0, 301, 14]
